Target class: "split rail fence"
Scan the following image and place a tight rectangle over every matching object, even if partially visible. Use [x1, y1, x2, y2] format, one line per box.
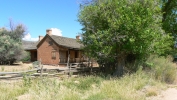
[0, 61, 100, 80]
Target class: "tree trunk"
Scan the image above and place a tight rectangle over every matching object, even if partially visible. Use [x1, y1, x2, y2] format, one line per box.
[113, 56, 125, 77]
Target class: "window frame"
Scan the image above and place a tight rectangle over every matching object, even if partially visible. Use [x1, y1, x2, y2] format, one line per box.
[51, 50, 56, 59]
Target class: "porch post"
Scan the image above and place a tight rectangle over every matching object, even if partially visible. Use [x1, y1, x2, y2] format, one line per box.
[67, 50, 70, 67]
[67, 49, 71, 77]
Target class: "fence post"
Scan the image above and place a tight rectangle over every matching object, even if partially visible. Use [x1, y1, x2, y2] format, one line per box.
[40, 59, 43, 77]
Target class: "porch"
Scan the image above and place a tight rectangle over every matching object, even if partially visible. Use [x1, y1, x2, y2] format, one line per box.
[59, 49, 88, 63]
[58, 49, 92, 67]
[59, 58, 88, 64]
[26, 50, 37, 62]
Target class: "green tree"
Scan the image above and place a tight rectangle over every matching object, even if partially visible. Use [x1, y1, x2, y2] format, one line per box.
[0, 22, 26, 64]
[162, 0, 177, 36]
[78, 0, 173, 76]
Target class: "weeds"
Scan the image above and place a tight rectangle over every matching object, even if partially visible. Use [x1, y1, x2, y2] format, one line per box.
[1, 66, 5, 71]
[23, 74, 32, 87]
[146, 55, 177, 83]
[28, 66, 33, 70]
[146, 87, 158, 97]
[63, 76, 103, 91]
[0, 55, 176, 100]
[0, 72, 166, 100]
[0, 81, 27, 100]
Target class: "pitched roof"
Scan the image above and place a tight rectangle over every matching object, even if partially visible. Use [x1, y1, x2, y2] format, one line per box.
[22, 40, 39, 50]
[49, 35, 83, 49]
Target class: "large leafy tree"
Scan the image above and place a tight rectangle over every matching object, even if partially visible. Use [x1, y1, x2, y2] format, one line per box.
[78, 0, 173, 76]
[0, 22, 26, 64]
[162, 0, 177, 36]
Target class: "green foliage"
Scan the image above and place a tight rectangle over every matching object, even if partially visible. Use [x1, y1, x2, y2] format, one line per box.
[146, 55, 177, 83]
[0, 82, 27, 100]
[23, 75, 32, 87]
[30, 78, 81, 100]
[21, 51, 31, 62]
[78, 0, 173, 75]
[0, 23, 26, 64]
[0, 72, 168, 100]
[63, 76, 103, 91]
[86, 93, 106, 100]
[162, 0, 177, 37]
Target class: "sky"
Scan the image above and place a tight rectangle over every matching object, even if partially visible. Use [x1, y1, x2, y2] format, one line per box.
[0, 0, 83, 41]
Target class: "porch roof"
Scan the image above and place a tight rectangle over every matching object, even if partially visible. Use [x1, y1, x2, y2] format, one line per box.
[22, 40, 39, 50]
[23, 35, 83, 50]
[50, 35, 83, 49]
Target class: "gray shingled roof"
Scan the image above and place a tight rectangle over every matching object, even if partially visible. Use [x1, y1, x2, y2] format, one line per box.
[23, 35, 83, 50]
[50, 35, 83, 49]
[22, 40, 39, 50]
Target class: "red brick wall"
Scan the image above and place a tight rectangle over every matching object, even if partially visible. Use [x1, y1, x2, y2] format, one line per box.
[37, 37, 59, 65]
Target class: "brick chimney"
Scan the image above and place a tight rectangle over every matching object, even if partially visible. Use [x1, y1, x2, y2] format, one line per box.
[39, 36, 44, 41]
[76, 35, 80, 40]
[46, 29, 52, 35]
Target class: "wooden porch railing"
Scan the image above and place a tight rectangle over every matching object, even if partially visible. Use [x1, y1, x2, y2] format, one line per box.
[59, 58, 88, 63]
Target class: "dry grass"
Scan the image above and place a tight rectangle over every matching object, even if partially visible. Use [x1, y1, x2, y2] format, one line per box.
[0, 63, 33, 72]
[145, 86, 158, 97]
[146, 55, 177, 83]
[0, 80, 27, 100]
[0, 71, 168, 100]
[0, 55, 176, 100]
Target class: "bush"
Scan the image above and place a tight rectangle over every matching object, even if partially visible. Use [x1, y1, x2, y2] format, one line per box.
[21, 51, 31, 62]
[63, 76, 103, 91]
[145, 55, 177, 83]
[0, 24, 26, 64]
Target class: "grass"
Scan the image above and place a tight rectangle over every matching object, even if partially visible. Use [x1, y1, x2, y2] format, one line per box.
[0, 71, 168, 100]
[0, 55, 176, 100]
[145, 87, 158, 97]
[0, 81, 27, 100]
[146, 55, 177, 83]
[1, 66, 5, 71]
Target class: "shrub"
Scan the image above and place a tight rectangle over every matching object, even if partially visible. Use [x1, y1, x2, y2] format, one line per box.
[145, 87, 158, 97]
[145, 55, 177, 83]
[0, 23, 26, 64]
[63, 76, 103, 91]
[21, 51, 31, 62]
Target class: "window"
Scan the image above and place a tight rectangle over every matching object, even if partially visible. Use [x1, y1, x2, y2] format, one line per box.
[52, 50, 56, 59]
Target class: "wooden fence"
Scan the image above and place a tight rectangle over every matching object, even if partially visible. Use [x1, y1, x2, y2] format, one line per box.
[0, 66, 100, 80]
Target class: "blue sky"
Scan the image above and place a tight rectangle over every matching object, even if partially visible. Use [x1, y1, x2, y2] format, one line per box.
[0, 0, 82, 41]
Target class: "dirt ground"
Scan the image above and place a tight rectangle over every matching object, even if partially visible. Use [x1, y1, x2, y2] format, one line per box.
[0, 63, 63, 72]
[147, 87, 177, 100]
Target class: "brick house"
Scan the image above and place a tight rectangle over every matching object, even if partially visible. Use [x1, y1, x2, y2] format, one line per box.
[23, 29, 86, 66]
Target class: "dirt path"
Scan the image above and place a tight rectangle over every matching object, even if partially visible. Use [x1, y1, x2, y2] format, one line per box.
[148, 88, 177, 100]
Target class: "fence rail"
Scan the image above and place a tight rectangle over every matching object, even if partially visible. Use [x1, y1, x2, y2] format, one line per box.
[0, 67, 100, 79]
[59, 58, 89, 63]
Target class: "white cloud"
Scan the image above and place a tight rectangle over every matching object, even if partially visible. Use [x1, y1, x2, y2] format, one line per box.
[23, 33, 31, 39]
[50, 28, 62, 36]
[22, 33, 38, 41]
[22, 28, 62, 41]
